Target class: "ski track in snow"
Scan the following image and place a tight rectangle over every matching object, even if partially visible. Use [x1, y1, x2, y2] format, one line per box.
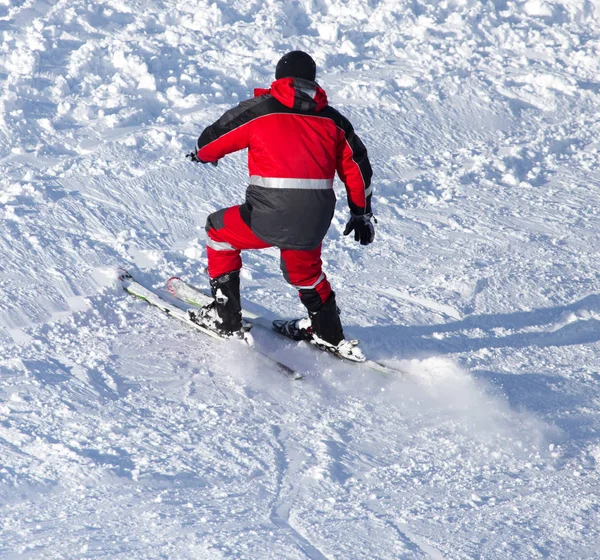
[1, 0, 600, 558]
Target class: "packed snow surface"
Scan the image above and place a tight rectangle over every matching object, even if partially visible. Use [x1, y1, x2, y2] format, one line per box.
[1, 0, 600, 558]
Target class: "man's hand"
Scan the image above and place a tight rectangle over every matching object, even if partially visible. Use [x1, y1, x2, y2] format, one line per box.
[186, 151, 201, 162]
[343, 213, 376, 246]
[186, 152, 218, 166]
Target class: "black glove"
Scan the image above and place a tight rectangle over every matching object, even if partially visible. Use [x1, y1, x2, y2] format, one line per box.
[343, 213, 376, 245]
[186, 151, 218, 166]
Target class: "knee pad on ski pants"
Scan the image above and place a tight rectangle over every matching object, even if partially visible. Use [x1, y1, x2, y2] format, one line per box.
[205, 208, 227, 233]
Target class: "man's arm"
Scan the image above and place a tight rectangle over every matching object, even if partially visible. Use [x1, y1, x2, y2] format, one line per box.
[334, 114, 375, 245]
[335, 115, 373, 216]
[195, 96, 267, 163]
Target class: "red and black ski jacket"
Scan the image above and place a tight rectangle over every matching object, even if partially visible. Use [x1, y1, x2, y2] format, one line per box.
[196, 77, 373, 250]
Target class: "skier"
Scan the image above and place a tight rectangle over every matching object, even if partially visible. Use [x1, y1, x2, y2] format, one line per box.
[187, 51, 374, 359]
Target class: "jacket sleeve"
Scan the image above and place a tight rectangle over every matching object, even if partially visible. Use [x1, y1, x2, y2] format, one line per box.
[335, 116, 373, 215]
[196, 97, 265, 162]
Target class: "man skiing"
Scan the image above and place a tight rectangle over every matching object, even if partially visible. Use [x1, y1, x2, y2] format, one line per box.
[187, 51, 374, 360]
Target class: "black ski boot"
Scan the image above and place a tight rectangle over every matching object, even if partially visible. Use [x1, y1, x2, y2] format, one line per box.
[192, 271, 244, 338]
[273, 293, 365, 362]
[273, 292, 343, 343]
[308, 293, 345, 346]
[272, 317, 313, 341]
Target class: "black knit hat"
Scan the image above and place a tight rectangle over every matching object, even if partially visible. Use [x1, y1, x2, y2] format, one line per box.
[275, 51, 316, 81]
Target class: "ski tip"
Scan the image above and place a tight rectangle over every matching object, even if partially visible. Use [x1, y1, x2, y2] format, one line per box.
[166, 276, 181, 295]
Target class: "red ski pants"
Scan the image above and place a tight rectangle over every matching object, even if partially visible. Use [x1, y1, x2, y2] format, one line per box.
[205, 206, 332, 308]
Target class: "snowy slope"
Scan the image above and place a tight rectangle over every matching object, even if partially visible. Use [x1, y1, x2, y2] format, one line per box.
[1, 0, 600, 558]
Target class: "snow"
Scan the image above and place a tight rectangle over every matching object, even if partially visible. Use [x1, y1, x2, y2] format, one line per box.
[1, 0, 600, 557]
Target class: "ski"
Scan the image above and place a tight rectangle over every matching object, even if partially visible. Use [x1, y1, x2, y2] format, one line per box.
[118, 269, 303, 380]
[167, 276, 406, 377]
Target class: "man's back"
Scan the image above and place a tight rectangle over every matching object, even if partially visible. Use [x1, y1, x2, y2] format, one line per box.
[197, 77, 372, 249]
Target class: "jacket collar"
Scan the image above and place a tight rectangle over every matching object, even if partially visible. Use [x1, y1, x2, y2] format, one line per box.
[254, 77, 328, 112]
